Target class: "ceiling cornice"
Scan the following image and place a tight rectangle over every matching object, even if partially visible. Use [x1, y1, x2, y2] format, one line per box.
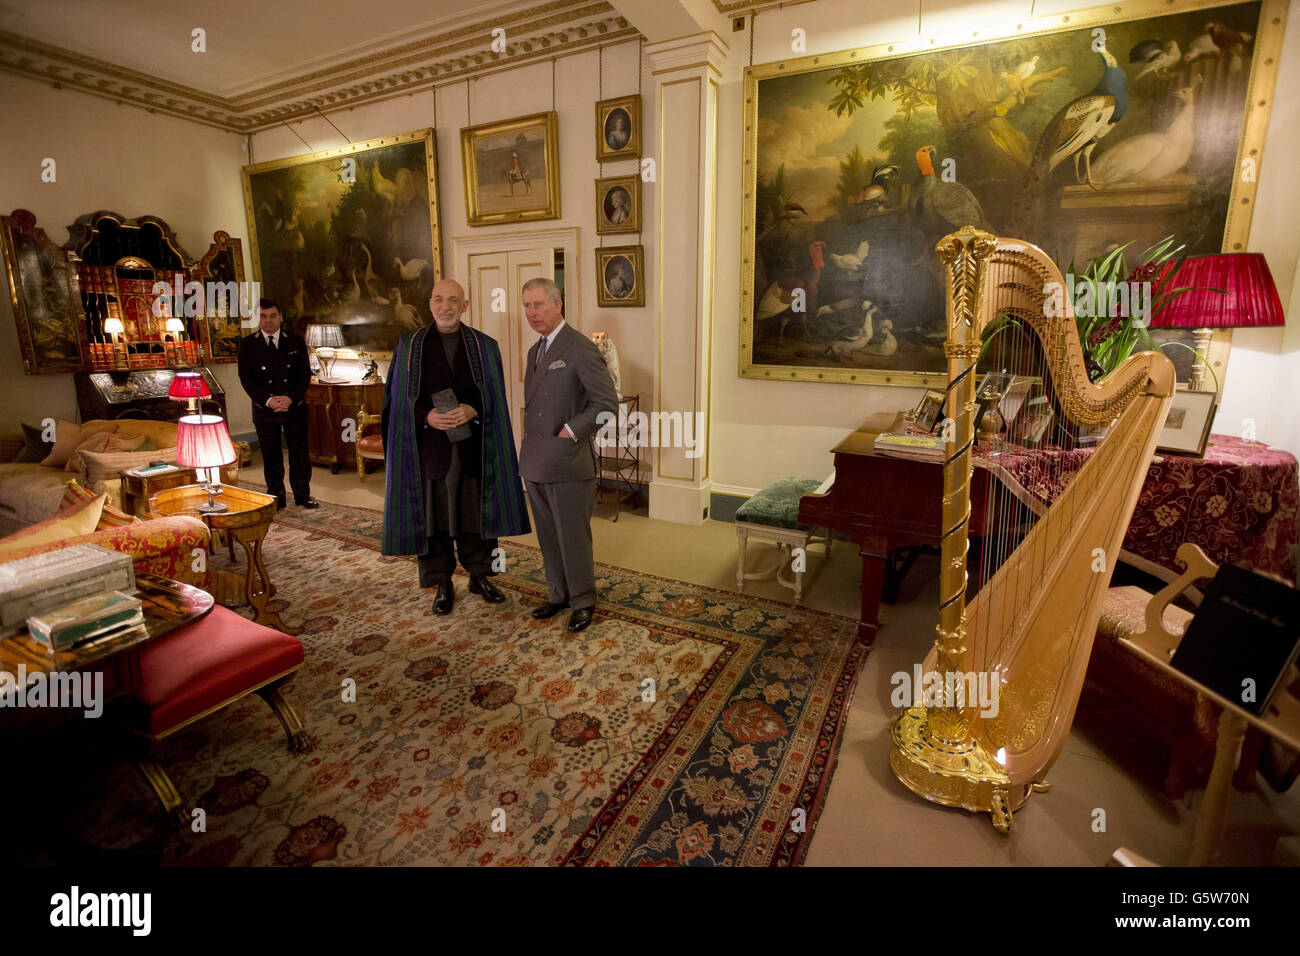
[0, 0, 639, 134]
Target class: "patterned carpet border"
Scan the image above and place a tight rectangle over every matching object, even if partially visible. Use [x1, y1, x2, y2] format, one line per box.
[254, 489, 867, 865]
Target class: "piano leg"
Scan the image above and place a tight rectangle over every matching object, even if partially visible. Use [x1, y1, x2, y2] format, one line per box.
[857, 534, 888, 645]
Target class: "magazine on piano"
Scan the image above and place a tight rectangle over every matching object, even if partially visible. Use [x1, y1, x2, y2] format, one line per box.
[873, 432, 946, 461]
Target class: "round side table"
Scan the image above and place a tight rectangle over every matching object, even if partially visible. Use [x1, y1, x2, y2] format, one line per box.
[148, 484, 302, 635]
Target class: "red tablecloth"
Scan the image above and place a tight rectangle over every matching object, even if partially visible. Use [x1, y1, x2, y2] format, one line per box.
[974, 434, 1298, 583]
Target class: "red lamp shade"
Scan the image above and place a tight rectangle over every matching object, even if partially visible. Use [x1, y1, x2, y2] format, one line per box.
[168, 371, 211, 401]
[175, 415, 236, 471]
[1151, 253, 1285, 330]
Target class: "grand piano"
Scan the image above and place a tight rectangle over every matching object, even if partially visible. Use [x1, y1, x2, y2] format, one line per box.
[798, 416, 990, 645]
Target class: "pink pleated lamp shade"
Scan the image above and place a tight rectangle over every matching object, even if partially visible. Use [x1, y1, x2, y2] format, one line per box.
[176, 415, 236, 471]
[168, 370, 211, 401]
[1151, 253, 1285, 330]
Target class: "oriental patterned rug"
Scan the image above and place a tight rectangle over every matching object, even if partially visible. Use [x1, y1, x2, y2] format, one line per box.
[61, 498, 866, 866]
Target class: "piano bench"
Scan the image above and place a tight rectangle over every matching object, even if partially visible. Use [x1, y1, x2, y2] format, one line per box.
[735, 477, 831, 603]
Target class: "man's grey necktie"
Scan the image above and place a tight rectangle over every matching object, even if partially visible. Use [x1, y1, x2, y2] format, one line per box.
[536, 335, 547, 369]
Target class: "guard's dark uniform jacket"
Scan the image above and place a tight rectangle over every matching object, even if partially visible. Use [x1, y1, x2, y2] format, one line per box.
[238, 330, 310, 424]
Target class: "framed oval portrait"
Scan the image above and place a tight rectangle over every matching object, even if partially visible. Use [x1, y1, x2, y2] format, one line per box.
[596, 245, 644, 307]
[596, 94, 641, 161]
[595, 175, 640, 234]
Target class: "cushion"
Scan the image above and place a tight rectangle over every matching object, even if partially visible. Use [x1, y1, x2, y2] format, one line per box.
[60, 479, 139, 529]
[0, 492, 106, 555]
[358, 435, 384, 454]
[40, 420, 116, 468]
[79, 447, 170, 487]
[13, 423, 54, 463]
[63, 430, 115, 473]
[0, 463, 78, 527]
[65, 430, 147, 474]
[1097, 585, 1192, 642]
[131, 604, 304, 736]
[735, 477, 824, 529]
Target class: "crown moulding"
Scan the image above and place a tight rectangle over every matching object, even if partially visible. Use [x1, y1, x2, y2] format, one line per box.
[0, 5, 637, 134]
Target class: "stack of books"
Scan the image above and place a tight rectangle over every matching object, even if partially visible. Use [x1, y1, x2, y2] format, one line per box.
[0, 544, 135, 637]
[874, 432, 946, 461]
[26, 590, 143, 650]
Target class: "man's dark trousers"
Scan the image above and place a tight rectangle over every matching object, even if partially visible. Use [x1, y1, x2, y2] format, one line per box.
[256, 416, 311, 503]
[417, 534, 496, 587]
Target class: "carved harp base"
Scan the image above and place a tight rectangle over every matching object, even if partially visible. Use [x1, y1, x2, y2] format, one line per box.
[890, 705, 1031, 834]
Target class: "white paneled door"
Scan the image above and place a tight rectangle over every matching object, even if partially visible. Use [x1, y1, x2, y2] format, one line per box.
[466, 247, 554, 452]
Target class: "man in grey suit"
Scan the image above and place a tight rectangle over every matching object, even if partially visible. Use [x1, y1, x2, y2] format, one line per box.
[519, 278, 618, 633]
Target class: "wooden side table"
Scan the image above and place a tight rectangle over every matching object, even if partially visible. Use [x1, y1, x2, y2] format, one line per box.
[306, 380, 384, 473]
[120, 466, 197, 518]
[148, 484, 302, 635]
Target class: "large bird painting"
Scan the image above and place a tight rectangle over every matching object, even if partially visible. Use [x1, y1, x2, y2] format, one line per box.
[742, 0, 1275, 384]
[243, 129, 443, 353]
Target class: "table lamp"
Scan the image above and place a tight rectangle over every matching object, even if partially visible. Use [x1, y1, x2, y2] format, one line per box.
[164, 316, 187, 365]
[103, 316, 125, 367]
[1151, 253, 1285, 391]
[307, 323, 346, 383]
[176, 414, 236, 513]
[168, 370, 211, 415]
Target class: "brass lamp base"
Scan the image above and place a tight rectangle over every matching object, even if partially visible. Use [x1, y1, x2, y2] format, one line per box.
[890, 705, 1026, 834]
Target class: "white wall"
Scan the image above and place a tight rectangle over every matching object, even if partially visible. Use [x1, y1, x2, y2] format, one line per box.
[0, 72, 251, 434]
[246, 40, 654, 405]
[709, 0, 1300, 494]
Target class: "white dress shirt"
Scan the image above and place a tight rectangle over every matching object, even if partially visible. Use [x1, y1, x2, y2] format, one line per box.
[263, 330, 282, 408]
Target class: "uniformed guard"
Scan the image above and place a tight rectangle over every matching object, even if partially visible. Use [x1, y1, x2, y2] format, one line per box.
[237, 298, 318, 509]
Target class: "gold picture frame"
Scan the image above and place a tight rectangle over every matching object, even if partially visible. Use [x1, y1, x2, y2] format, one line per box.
[596, 94, 641, 161]
[739, 0, 1287, 388]
[461, 111, 560, 226]
[241, 128, 442, 353]
[596, 245, 644, 307]
[595, 175, 641, 235]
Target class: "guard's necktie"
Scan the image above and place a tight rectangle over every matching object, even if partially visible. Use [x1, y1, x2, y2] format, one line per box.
[266, 334, 275, 349]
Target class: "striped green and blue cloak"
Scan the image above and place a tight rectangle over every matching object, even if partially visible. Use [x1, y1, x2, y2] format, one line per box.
[381, 323, 530, 555]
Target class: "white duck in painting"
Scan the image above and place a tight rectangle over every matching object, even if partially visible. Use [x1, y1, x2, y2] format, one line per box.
[861, 319, 897, 357]
[825, 302, 876, 358]
[1091, 80, 1199, 185]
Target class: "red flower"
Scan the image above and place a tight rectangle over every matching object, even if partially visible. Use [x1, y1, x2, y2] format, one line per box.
[720, 700, 787, 743]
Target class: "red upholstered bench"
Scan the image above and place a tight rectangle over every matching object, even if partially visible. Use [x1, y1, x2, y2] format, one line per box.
[125, 604, 309, 824]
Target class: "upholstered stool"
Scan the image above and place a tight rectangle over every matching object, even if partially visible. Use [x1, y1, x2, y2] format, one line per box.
[735, 476, 832, 602]
[125, 604, 308, 825]
[356, 409, 384, 481]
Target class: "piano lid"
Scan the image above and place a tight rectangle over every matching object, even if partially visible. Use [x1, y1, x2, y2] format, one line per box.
[831, 410, 906, 457]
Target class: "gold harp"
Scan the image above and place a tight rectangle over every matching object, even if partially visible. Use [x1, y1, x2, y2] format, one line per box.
[890, 227, 1175, 832]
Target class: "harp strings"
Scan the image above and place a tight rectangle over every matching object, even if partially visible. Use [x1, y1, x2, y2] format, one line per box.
[972, 251, 1095, 672]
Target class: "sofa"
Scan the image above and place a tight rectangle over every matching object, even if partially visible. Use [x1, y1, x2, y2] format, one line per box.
[0, 419, 243, 537]
[0, 509, 211, 588]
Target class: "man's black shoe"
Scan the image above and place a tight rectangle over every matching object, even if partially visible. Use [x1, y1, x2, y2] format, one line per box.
[566, 607, 594, 633]
[296, 497, 321, 509]
[433, 581, 454, 615]
[531, 601, 569, 620]
[469, 575, 506, 603]
[275, 495, 287, 510]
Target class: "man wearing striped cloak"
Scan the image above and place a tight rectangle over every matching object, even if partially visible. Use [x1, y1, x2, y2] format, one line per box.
[381, 279, 530, 615]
